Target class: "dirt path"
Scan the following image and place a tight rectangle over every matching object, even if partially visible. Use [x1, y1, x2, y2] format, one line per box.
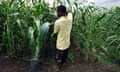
[0, 56, 120, 72]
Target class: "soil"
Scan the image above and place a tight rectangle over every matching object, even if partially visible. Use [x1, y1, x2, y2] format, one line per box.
[0, 56, 120, 72]
[0, 40, 120, 72]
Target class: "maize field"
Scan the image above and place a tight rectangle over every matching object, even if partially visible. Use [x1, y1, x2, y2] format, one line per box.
[0, 0, 120, 71]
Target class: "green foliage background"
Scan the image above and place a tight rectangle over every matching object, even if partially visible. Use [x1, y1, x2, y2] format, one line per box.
[0, 0, 120, 65]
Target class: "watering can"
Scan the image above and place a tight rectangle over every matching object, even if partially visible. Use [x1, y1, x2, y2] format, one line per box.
[30, 22, 53, 72]
[41, 22, 52, 33]
[40, 22, 55, 58]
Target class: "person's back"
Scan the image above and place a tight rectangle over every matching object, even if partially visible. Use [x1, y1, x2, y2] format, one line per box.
[55, 13, 72, 50]
[52, 5, 73, 71]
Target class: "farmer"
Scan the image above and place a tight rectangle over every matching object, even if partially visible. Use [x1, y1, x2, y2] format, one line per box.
[52, 5, 73, 71]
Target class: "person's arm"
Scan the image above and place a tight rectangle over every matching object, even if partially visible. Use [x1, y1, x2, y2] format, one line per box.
[51, 21, 59, 38]
[54, 21, 59, 34]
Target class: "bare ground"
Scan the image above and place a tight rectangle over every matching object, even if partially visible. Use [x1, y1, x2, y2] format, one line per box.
[0, 55, 120, 72]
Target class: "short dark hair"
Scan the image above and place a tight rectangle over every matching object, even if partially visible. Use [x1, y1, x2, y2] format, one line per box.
[57, 5, 67, 14]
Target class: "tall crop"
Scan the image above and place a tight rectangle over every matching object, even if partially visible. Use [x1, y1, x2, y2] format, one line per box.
[0, 0, 120, 65]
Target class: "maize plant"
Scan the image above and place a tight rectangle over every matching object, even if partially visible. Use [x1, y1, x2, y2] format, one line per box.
[0, 0, 55, 60]
[71, 1, 120, 64]
[0, 0, 120, 65]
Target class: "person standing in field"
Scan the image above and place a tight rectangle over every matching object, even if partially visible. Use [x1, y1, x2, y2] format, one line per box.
[52, 5, 73, 71]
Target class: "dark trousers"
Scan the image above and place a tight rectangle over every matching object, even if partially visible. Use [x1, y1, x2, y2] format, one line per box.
[55, 48, 69, 69]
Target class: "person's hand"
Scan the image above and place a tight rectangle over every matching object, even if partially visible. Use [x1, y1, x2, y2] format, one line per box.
[51, 33, 54, 39]
[51, 33, 57, 39]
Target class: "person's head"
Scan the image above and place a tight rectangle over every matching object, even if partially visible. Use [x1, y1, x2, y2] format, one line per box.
[57, 5, 68, 17]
